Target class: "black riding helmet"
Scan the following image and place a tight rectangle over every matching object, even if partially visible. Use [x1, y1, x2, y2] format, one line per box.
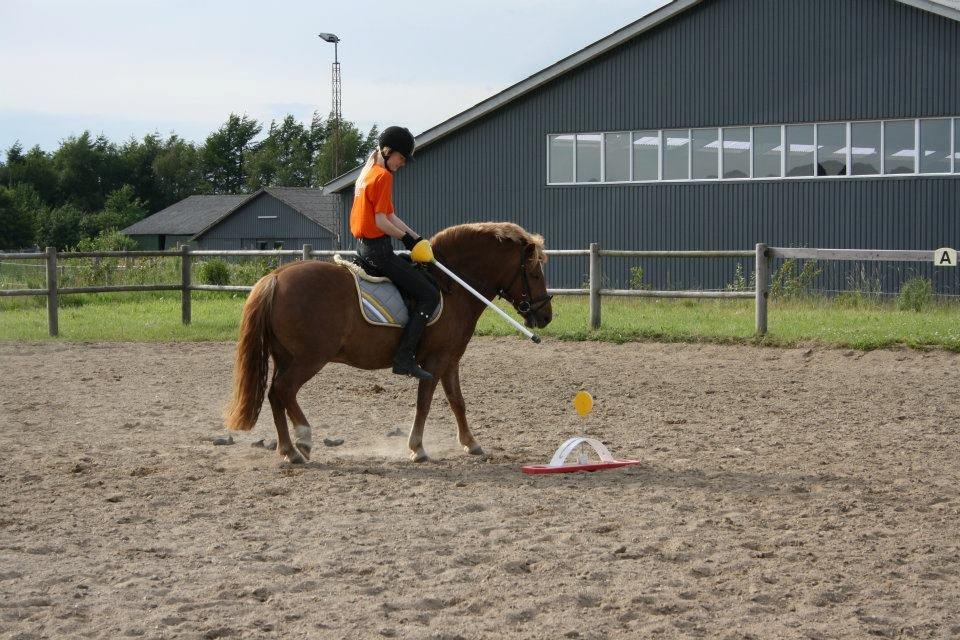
[378, 126, 416, 162]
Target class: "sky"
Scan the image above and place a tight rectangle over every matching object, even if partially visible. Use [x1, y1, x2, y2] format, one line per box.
[0, 0, 670, 153]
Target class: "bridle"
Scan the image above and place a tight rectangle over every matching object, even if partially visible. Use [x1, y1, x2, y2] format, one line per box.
[496, 244, 553, 321]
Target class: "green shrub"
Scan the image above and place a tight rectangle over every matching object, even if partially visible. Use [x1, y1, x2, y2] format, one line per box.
[231, 258, 278, 285]
[770, 259, 822, 299]
[73, 229, 137, 252]
[198, 259, 230, 286]
[897, 276, 933, 312]
[725, 263, 756, 292]
[835, 291, 878, 309]
[629, 265, 652, 290]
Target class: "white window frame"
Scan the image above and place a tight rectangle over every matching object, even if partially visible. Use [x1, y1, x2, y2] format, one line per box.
[691, 128, 720, 181]
[918, 118, 953, 175]
[882, 118, 918, 176]
[661, 129, 691, 182]
[950, 118, 960, 173]
[545, 116, 960, 186]
[602, 131, 631, 183]
[815, 121, 848, 178]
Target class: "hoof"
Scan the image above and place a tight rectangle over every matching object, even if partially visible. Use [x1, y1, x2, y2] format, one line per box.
[464, 443, 485, 456]
[295, 443, 312, 460]
[409, 450, 430, 463]
[282, 448, 307, 464]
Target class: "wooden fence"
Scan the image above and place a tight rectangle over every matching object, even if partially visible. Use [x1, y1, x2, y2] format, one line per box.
[1, 244, 950, 337]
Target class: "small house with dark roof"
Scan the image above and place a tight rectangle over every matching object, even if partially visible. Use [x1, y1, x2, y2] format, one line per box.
[123, 187, 340, 251]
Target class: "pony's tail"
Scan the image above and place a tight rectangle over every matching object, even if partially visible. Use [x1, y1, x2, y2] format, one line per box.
[223, 274, 277, 431]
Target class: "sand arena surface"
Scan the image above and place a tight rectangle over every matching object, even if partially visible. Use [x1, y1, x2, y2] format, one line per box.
[1, 338, 959, 639]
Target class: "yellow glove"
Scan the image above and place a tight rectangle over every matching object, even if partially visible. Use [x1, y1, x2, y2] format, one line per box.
[410, 238, 434, 263]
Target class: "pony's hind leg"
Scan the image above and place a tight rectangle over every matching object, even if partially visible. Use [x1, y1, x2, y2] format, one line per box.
[441, 365, 484, 456]
[267, 367, 306, 464]
[276, 361, 326, 461]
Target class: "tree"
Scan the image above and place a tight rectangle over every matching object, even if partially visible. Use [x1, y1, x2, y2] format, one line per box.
[245, 115, 314, 190]
[35, 203, 87, 250]
[201, 113, 261, 194]
[53, 132, 123, 211]
[5, 143, 58, 205]
[312, 119, 379, 186]
[0, 142, 21, 187]
[152, 134, 209, 207]
[118, 133, 164, 212]
[89, 184, 148, 233]
[0, 187, 35, 250]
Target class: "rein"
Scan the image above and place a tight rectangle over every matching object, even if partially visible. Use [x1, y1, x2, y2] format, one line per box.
[431, 243, 552, 323]
[496, 244, 553, 320]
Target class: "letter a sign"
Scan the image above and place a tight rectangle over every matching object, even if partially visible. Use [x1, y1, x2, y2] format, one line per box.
[934, 247, 957, 267]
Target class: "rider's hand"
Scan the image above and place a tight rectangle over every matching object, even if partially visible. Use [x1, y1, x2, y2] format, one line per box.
[410, 239, 434, 263]
[401, 233, 421, 251]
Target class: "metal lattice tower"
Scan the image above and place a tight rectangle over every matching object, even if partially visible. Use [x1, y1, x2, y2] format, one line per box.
[331, 56, 342, 177]
[319, 32, 343, 246]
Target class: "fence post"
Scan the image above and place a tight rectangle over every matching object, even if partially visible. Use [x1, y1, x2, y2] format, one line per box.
[302, 243, 313, 261]
[755, 243, 768, 335]
[181, 245, 191, 325]
[589, 242, 601, 330]
[46, 246, 58, 337]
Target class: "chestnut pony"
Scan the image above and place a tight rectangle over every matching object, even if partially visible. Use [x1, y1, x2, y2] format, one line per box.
[223, 222, 553, 463]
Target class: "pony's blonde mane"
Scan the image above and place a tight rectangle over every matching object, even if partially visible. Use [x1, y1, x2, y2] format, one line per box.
[433, 222, 547, 265]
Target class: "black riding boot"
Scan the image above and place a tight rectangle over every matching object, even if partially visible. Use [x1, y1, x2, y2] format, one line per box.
[392, 311, 433, 380]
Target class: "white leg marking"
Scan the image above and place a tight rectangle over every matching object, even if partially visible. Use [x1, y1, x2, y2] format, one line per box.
[294, 424, 312, 448]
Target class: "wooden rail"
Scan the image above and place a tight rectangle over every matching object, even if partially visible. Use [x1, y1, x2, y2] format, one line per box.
[0, 244, 949, 337]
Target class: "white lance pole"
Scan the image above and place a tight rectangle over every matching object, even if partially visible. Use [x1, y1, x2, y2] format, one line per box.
[431, 259, 541, 344]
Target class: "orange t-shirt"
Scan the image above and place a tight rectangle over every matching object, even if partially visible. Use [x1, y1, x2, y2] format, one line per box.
[350, 164, 394, 239]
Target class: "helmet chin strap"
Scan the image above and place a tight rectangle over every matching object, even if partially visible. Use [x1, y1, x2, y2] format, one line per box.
[380, 150, 394, 173]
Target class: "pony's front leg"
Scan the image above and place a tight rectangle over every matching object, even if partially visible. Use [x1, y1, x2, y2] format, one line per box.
[441, 365, 483, 456]
[408, 377, 439, 462]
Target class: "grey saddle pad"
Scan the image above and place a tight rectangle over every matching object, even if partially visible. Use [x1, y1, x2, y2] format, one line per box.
[334, 255, 442, 328]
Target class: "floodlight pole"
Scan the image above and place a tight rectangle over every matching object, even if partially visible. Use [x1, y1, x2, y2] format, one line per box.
[319, 32, 343, 246]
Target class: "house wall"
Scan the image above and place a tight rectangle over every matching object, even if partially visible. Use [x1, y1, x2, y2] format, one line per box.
[200, 193, 335, 251]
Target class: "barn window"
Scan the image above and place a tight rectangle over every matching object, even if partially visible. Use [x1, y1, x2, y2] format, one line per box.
[816, 123, 847, 176]
[722, 128, 750, 179]
[576, 134, 602, 182]
[632, 131, 659, 181]
[955, 119, 959, 172]
[753, 126, 782, 178]
[786, 125, 815, 177]
[851, 122, 881, 175]
[547, 117, 958, 184]
[919, 119, 951, 174]
[954, 119, 959, 172]
[884, 120, 916, 174]
[548, 134, 574, 183]
[691, 128, 719, 179]
[603, 132, 630, 182]
[662, 130, 690, 180]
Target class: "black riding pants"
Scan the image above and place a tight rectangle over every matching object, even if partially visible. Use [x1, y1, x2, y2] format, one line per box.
[357, 236, 439, 317]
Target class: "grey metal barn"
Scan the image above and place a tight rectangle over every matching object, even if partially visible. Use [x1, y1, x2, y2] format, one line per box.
[325, 0, 960, 293]
[124, 187, 339, 251]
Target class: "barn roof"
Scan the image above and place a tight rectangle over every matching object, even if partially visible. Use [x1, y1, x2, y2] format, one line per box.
[191, 187, 338, 239]
[122, 195, 247, 236]
[323, 0, 960, 194]
[123, 188, 338, 239]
